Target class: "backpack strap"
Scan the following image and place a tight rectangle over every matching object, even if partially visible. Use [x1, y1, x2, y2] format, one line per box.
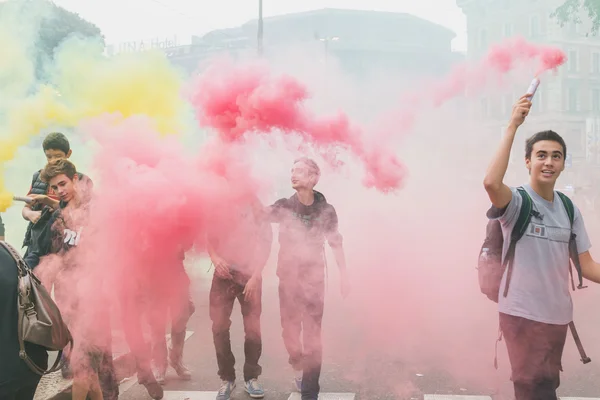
[502, 187, 533, 298]
[556, 191, 587, 290]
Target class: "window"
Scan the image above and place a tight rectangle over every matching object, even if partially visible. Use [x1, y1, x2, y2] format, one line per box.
[481, 97, 489, 117]
[530, 16, 540, 38]
[502, 95, 511, 116]
[593, 53, 600, 74]
[503, 23, 513, 38]
[592, 88, 600, 113]
[568, 87, 579, 112]
[480, 29, 487, 49]
[568, 50, 579, 72]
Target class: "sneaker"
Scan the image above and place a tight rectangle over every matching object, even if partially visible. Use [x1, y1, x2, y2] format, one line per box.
[153, 364, 166, 385]
[216, 381, 236, 400]
[169, 358, 192, 380]
[293, 370, 302, 392]
[244, 379, 265, 399]
[142, 381, 164, 400]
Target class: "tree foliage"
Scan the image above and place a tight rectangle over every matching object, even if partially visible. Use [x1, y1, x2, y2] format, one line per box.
[0, 0, 104, 79]
[552, 0, 600, 34]
[37, 1, 104, 59]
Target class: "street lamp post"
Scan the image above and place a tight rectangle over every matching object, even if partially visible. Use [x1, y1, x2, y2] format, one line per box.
[319, 36, 339, 63]
[258, 0, 263, 56]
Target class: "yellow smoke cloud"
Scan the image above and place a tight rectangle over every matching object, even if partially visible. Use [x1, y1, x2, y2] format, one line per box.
[0, 34, 186, 211]
[52, 37, 185, 134]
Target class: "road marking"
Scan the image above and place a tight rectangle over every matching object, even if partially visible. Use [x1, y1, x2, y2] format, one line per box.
[119, 330, 195, 394]
[423, 396, 492, 400]
[287, 393, 355, 400]
[423, 397, 600, 400]
[163, 391, 218, 400]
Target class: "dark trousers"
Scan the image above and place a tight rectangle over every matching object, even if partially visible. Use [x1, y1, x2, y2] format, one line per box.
[500, 312, 568, 400]
[209, 274, 262, 382]
[121, 292, 156, 384]
[149, 280, 195, 368]
[1, 380, 40, 400]
[279, 277, 325, 400]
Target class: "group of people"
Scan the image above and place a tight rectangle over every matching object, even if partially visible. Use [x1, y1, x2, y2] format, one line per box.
[4, 91, 600, 400]
[0, 132, 350, 400]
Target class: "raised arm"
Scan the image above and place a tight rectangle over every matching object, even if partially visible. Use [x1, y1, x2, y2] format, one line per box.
[483, 95, 531, 209]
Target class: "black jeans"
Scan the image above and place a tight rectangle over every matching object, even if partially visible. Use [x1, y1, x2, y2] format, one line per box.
[149, 272, 194, 368]
[1, 380, 40, 400]
[279, 277, 325, 400]
[209, 273, 262, 382]
[500, 312, 568, 400]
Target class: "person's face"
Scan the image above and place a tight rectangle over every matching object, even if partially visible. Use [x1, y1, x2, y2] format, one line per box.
[49, 174, 78, 202]
[44, 149, 71, 163]
[291, 161, 316, 190]
[526, 140, 565, 186]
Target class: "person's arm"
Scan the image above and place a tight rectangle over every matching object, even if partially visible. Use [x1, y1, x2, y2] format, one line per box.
[483, 95, 532, 209]
[580, 252, 600, 283]
[243, 215, 273, 301]
[0, 214, 4, 241]
[206, 232, 232, 279]
[264, 198, 287, 223]
[250, 218, 273, 278]
[324, 205, 349, 297]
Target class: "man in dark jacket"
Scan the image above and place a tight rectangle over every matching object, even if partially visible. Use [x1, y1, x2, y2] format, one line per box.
[267, 157, 350, 400]
[0, 240, 48, 400]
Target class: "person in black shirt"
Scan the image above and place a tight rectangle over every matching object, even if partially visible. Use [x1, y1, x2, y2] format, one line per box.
[0, 240, 48, 400]
[267, 157, 350, 400]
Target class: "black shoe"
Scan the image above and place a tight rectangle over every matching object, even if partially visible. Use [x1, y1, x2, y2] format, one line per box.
[142, 381, 164, 399]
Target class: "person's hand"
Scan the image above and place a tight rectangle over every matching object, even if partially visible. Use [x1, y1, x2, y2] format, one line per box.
[211, 255, 232, 279]
[340, 271, 350, 299]
[509, 95, 532, 128]
[243, 274, 261, 302]
[29, 194, 54, 208]
[27, 210, 42, 224]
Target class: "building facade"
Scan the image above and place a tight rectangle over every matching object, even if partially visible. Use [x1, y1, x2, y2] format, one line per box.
[165, 8, 463, 80]
[457, 0, 600, 168]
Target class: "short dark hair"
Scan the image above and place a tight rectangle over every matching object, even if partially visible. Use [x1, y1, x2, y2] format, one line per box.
[42, 132, 70, 154]
[294, 157, 320, 178]
[525, 130, 567, 160]
[40, 159, 77, 183]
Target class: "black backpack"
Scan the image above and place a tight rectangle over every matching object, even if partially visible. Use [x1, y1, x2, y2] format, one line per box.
[479, 187, 592, 366]
[478, 187, 586, 303]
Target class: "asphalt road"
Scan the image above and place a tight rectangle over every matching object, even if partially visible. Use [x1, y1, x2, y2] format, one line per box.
[116, 266, 600, 400]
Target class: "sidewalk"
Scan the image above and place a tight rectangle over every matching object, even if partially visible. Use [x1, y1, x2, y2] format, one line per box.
[33, 330, 135, 400]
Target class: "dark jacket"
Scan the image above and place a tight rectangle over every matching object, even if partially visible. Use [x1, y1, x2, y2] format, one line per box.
[0, 243, 48, 395]
[269, 191, 342, 277]
[22, 171, 90, 249]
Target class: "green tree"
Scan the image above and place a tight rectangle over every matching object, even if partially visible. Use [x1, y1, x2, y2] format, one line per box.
[0, 0, 104, 79]
[553, 0, 600, 34]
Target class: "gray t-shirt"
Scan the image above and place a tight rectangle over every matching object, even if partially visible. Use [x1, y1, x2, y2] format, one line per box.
[489, 184, 592, 325]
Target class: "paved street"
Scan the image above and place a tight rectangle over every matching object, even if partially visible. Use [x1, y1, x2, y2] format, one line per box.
[114, 260, 600, 400]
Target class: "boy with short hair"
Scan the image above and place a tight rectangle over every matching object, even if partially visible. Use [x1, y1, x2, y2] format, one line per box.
[484, 95, 600, 399]
[27, 158, 118, 400]
[267, 157, 350, 400]
[21, 132, 92, 267]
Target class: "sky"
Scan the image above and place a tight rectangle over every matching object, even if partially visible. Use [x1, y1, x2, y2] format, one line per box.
[50, 0, 468, 51]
